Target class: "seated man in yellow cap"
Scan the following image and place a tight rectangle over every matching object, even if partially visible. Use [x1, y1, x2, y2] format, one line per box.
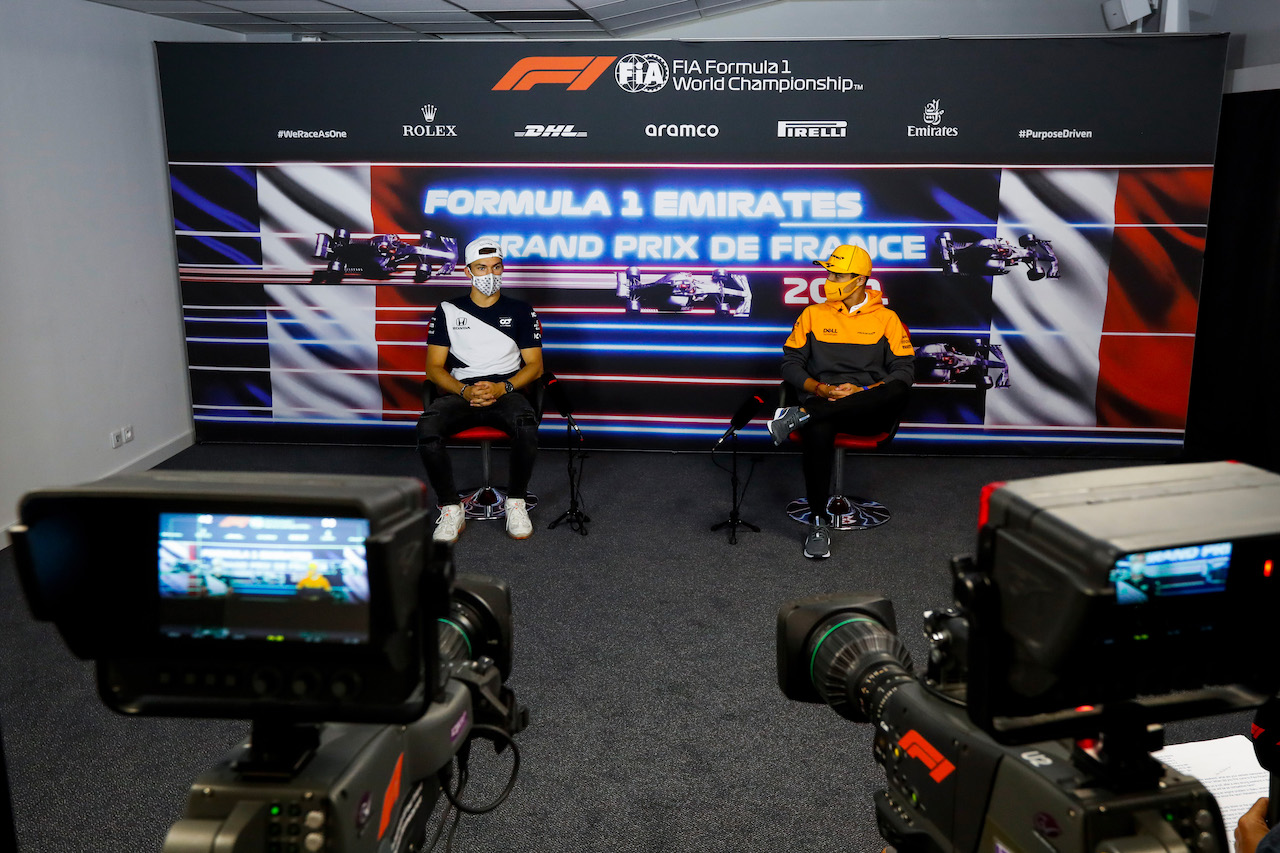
[767, 245, 914, 559]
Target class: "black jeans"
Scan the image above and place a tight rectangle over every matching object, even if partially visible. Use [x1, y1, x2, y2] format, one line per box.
[797, 382, 909, 519]
[415, 392, 539, 506]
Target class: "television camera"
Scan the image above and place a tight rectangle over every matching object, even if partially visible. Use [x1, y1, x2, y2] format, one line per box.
[778, 461, 1280, 853]
[8, 470, 526, 852]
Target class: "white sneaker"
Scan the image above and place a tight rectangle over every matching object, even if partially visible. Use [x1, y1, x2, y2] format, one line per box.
[433, 504, 465, 543]
[505, 498, 533, 540]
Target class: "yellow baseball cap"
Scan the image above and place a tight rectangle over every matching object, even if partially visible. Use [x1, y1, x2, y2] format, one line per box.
[814, 244, 872, 276]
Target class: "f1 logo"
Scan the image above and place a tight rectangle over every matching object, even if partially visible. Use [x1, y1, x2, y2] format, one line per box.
[898, 730, 956, 782]
[493, 56, 617, 91]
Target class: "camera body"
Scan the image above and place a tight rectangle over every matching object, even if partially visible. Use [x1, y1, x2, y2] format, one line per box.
[12, 470, 443, 723]
[778, 461, 1280, 853]
[10, 470, 525, 852]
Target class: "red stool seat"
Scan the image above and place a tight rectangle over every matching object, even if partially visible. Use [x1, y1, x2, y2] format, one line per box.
[453, 426, 507, 442]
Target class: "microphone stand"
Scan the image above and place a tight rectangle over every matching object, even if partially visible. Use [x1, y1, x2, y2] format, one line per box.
[710, 429, 760, 544]
[547, 413, 590, 535]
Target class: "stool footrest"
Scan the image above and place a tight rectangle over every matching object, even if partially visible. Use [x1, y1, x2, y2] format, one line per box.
[786, 496, 890, 530]
[459, 486, 539, 520]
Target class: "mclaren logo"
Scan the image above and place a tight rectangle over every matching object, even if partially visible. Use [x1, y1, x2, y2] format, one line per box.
[615, 53, 670, 93]
[514, 124, 588, 138]
[778, 120, 847, 138]
[492, 56, 616, 91]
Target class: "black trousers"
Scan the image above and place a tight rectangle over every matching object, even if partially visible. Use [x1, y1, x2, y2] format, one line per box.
[796, 382, 909, 520]
[415, 392, 539, 507]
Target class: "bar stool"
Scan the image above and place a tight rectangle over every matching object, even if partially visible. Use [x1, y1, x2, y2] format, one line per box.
[778, 382, 897, 530]
[423, 381, 543, 521]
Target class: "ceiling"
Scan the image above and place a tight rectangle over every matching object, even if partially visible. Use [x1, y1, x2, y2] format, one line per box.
[83, 0, 781, 39]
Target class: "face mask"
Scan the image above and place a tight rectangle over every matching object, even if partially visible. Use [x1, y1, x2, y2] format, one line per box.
[472, 273, 501, 296]
[823, 276, 860, 302]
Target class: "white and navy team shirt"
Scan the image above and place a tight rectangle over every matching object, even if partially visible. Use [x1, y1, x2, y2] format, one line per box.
[427, 294, 542, 382]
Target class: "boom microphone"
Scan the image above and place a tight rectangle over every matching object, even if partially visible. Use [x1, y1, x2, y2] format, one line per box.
[543, 372, 574, 419]
[713, 394, 765, 447]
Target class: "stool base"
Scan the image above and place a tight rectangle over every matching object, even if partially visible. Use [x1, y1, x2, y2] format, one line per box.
[459, 486, 538, 520]
[786, 495, 890, 530]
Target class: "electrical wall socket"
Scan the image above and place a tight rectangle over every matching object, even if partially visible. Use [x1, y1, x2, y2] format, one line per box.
[110, 430, 124, 449]
[122, 425, 134, 443]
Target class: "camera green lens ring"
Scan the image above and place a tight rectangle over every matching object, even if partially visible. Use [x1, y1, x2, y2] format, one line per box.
[809, 617, 878, 685]
[439, 618, 471, 657]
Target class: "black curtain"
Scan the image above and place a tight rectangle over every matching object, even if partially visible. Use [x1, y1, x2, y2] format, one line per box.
[1183, 89, 1280, 472]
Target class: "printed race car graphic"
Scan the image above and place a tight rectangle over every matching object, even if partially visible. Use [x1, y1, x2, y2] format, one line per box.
[937, 231, 1060, 280]
[916, 340, 1010, 389]
[312, 229, 458, 284]
[615, 267, 753, 316]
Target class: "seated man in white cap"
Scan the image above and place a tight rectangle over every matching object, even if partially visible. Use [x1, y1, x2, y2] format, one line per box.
[416, 237, 544, 542]
[767, 244, 914, 560]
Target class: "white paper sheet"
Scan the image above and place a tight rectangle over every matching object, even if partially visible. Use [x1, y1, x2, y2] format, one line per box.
[1154, 735, 1271, 853]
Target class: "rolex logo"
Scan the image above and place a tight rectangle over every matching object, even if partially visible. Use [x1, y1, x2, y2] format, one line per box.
[421, 104, 437, 123]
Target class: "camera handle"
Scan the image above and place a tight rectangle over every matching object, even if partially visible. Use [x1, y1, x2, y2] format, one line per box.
[1070, 714, 1166, 792]
[233, 720, 322, 780]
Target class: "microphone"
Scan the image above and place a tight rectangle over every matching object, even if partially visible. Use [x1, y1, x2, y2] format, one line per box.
[714, 394, 765, 447]
[1250, 698, 1280, 826]
[543, 372, 574, 419]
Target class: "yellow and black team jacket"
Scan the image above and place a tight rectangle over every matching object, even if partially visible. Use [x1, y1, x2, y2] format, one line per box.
[781, 290, 915, 394]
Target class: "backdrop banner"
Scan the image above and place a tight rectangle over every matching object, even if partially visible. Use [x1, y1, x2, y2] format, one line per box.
[157, 36, 1228, 453]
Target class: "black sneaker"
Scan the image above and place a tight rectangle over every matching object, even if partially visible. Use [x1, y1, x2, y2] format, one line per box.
[768, 406, 809, 446]
[803, 517, 832, 559]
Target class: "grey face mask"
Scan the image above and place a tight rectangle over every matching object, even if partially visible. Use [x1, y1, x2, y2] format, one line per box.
[472, 273, 501, 296]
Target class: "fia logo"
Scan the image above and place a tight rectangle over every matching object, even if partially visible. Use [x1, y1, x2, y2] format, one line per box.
[923, 99, 944, 126]
[421, 104, 437, 123]
[615, 54, 670, 93]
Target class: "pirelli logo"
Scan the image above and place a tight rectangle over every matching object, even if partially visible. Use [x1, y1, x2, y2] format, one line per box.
[493, 56, 617, 91]
[778, 120, 848, 138]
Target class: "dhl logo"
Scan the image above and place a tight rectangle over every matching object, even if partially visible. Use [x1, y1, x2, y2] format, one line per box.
[492, 56, 617, 91]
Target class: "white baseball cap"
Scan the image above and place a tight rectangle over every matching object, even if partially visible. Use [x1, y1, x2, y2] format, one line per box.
[464, 237, 504, 267]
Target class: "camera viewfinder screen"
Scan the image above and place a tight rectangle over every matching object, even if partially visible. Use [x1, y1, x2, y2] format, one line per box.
[1110, 541, 1232, 605]
[158, 512, 371, 643]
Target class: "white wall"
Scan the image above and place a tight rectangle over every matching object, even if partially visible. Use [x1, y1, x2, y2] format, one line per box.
[0, 0, 239, 530]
